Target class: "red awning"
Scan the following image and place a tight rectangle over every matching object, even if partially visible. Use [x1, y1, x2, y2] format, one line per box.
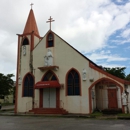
[35, 81, 61, 89]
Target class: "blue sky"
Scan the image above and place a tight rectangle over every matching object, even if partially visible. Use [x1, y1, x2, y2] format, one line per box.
[0, 0, 130, 80]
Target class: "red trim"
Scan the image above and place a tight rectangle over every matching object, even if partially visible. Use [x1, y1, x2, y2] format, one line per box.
[65, 68, 81, 96]
[35, 81, 61, 89]
[31, 32, 34, 51]
[38, 70, 60, 109]
[34, 33, 42, 39]
[22, 72, 35, 97]
[46, 31, 54, 48]
[47, 30, 130, 86]
[56, 88, 60, 108]
[17, 33, 42, 39]
[39, 89, 43, 108]
[15, 35, 21, 113]
[89, 62, 130, 85]
[41, 70, 59, 82]
[88, 77, 123, 114]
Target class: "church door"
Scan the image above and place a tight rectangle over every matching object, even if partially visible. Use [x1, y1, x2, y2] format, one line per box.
[108, 89, 117, 108]
[43, 88, 56, 108]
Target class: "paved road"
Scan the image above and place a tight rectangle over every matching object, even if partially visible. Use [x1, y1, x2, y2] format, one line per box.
[0, 116, 130, 130]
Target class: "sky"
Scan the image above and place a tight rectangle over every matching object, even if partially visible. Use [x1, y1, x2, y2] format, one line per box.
[0, 0, 130, 81]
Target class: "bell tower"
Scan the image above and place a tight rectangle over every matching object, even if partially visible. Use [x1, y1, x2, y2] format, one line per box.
[15, 5, 41, 113]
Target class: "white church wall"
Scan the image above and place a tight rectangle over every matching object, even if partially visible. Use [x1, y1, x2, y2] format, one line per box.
[21, 45, 30, 72]
[17, 79, 33, 112]
[102, 85, 108, 109]
[127, 85, 130, 113]
[91, 87, 96, 112]
[117, 86, 122, 108]
[95, 86, 102, 110]
[32, 33, 92, 113]
[34, 89, 39, 108]
[32, 32, 125, 114]
[17, 36, 34, 112]
[34, 36, 41, 47]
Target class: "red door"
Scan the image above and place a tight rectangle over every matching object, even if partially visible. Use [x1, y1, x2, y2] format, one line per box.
[108, 89, 117, 108]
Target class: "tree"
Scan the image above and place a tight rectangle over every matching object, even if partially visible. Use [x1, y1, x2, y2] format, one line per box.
[0, 73, 14, 96]
[125, 74, 130, 81]
[103, 67, 126, 79]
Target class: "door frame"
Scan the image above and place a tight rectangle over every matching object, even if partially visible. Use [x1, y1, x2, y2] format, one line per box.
[108, 89, 118, 109]
[43, 88, 56, 108]
[39, 88, 60, 108]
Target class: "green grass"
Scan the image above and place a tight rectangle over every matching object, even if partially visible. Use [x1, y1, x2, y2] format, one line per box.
[90, 112, 103, 117]
[117, 113, 130, 117]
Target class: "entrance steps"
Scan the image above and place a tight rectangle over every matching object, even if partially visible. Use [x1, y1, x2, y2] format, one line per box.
[29, 108, 68, 115]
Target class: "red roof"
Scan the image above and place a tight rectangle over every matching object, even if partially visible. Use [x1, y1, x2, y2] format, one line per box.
[23, 9, 39, 36]
[35, 81, 61, 89]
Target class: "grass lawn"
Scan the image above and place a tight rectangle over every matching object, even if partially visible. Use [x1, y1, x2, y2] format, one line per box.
[90, 112, 103, 117]
[117, 113, 130, 117]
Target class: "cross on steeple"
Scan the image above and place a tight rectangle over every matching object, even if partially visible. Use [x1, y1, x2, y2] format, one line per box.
[46, 16, 55, 30]
[30, 3, 34, 9]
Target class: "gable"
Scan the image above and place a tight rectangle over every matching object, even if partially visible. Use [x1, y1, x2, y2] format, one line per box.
[32, 30, 130, 85]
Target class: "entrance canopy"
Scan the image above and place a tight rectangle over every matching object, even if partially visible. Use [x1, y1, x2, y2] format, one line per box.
[35, 81, 61, 89]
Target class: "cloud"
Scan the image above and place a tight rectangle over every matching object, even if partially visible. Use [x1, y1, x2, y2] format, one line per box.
[85, 50, 129, 63]
[121, 28, 130, 38]
[0, 0, 130, 78]
[53, 0, 130, 53]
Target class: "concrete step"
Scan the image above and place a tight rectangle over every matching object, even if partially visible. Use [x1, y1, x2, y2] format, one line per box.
[29, 108, 68, 114]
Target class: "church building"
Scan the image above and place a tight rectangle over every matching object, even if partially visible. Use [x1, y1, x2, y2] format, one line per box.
[15, 8, 130, 114]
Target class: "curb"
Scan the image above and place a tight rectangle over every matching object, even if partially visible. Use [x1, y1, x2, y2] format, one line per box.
[0, 110, 130, 120]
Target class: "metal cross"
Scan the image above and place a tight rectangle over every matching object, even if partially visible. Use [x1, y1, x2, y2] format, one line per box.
[46, 16, 55, 30]
[30, 3, 34, 9]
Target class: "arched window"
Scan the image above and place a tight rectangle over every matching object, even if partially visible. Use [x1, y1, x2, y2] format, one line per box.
[23, 73, 34, 97]
[42, 71, 57, 81]
[46, 33, 54, 47]
[22, 38, 29, 45]
[67, 69, 80, 96]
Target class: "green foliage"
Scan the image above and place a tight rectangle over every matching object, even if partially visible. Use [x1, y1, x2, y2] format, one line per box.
[91, 112, 103, 117]
[103, 67, 130, 81]
[117, 113, 130, 117]
[0, 73, 14, 96]
[103, 67, 126, 79]
[125, 74, 130, 81]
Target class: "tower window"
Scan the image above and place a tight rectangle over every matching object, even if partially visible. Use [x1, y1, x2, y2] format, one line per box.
[22, 38, 29, 45]
[46, 33, 54, 47]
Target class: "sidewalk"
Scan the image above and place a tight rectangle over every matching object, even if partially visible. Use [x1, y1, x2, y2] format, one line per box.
[0, 106, 130, 119]
[1, 105, 14, 111]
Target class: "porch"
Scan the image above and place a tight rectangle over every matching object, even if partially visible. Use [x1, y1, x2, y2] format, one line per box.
[89, 78, 123, 113]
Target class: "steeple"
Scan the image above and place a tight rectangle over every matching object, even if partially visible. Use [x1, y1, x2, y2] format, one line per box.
[23, 9, 40, 36]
